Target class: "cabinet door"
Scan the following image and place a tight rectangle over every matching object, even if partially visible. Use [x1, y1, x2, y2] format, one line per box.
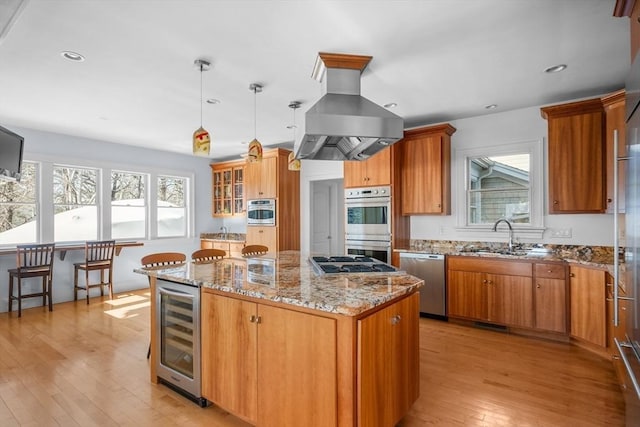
[343, 148, 391, 188]
[401, 135, 446, 214]
[544, 100, 606, 213]
[535, 278, 567, 333]
[343, 160, 368, 188]
[358, 292, 419, 427]
[228, 242, 245, 258]
[246, 156, 277, 199]
[447, 270, 487, 320]
[200, 240, 213, 249]
[201, 293, 257, 422]
[257, 305, 337, 427]
[603, 91, 626, 213]
[246, 226, 277, 253]
[488, 274, 533, 328]
[570, 266, 606, 347]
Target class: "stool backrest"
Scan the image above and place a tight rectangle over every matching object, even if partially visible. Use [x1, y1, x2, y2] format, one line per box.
[191, 248, 226, 263]
[241, 244, 269, 257]
[141, 252, 186, 267]
[85, 240, 116, 264]
[16, 243, 55, 272]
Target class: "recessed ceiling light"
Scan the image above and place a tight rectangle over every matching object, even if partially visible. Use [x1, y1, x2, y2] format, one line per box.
[484, 104, 497, 110]
[383, 102, 398, 109]
[61, 51, 85, 62]
[544, 64, 567, 73]
[206, 98, 220, 105]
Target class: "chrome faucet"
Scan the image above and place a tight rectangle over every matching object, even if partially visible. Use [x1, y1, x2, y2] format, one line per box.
[220, 226, 228, 240]
[492, 218, 514, 252]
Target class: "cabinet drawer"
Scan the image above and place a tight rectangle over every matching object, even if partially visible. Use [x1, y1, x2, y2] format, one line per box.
[534, 263, 565, 279]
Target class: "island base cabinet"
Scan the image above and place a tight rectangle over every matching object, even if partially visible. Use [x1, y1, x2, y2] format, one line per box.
[201, 291, 337, 427]
[357, 292, 419, 427]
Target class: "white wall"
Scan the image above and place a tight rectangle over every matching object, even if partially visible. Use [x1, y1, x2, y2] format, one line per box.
[298, 104, 615, 250]
[0, 127, 223, 313]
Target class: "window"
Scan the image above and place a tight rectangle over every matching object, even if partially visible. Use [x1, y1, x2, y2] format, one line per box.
[456, 140, 544, 237]
[111, 171, 146, 239]
[53, 165, 98, 241]
[468, 154, 530, 224]
[157, 175, 187, 238]
[0, 162, 38, 245]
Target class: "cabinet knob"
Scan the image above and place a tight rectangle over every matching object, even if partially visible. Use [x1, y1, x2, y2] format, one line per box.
[391, 314, 401, 325]
[553, 200, 559, 205]
[249, 315, 256, 323]
[437, 204, 441, 208]
[569, 273, 575, 278]
[482, 279, 487, 284]
[537, 284, 541, 288]
[259, 230, 263, 233]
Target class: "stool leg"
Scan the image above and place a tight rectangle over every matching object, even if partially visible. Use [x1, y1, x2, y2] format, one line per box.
[100, 269, 104, 296]
[8, 274, 13, 314]
[17, 276, 22, 317]
[108, 267, 113, 300]
[42, 276, 46, 307]
[74, 266, 79, 301]
[48, 275, 53, 312]
[85, 269, 90, 305]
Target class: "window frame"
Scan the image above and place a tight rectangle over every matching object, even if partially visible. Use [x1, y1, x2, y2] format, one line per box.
[455, 140, 545, 238]
[0, 161, 40, 245]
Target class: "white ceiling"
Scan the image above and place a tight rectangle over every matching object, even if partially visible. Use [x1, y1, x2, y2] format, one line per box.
[0, 0, 631, 161]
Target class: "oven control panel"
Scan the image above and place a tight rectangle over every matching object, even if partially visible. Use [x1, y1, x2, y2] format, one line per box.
[345, 186, 390, 199]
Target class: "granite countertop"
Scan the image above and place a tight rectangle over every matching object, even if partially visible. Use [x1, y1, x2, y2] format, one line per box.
[200, 232, 245, 242]
[135, 251, 423, 316]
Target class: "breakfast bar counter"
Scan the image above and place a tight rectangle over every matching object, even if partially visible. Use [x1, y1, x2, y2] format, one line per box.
[136, 251, 423, 427]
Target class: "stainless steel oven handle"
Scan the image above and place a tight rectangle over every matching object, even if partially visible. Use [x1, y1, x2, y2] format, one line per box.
[158, 286, 195, 299]
[615, 338, 640, 399]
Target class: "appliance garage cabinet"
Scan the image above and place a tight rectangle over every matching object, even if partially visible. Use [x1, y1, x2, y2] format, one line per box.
[398, 123, 455, 215]
[447, 256, 568, 334]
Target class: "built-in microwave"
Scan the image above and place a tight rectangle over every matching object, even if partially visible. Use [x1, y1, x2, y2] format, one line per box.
[247, 199, 276, 226]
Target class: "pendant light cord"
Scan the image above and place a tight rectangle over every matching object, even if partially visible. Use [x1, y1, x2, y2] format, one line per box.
[253, 87, 257, 140]
[200, 64, 203, 128]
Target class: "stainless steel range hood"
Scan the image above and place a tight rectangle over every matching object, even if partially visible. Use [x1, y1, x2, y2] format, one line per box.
[294, 53, 404, 161]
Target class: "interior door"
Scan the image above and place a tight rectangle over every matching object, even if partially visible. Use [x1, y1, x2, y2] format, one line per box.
[311, 179, 343, 255]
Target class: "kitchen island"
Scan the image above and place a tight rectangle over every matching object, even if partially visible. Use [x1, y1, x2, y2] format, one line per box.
[136, 251, 423, 427]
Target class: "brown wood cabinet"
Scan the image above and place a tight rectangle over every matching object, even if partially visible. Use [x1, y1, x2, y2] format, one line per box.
[603, 90, 627, 213]
[200, 239, 245, 257]
[569, 265, 606, 347]
[357, 292, 419, 427]
[343, 147, 391, 188]
[399, 124, 455, 215]
[244, 148, 300, 253]
[211, 160, 245, 217]
[541, 98, 606, 213]
[201, 291, 337, 427]
[533, 263, 567, 333]
[447, 257, 534, 329]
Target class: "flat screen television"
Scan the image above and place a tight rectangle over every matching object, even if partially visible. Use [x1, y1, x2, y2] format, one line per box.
[0, 125, 24, 182]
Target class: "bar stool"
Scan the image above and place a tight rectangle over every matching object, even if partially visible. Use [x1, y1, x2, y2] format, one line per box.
[141, 252, 186, 359]
[191, 248, 226, 263]
[74, 240, 116, 304]
[242, 244, 269, 257]
[8, 243, 56, 317]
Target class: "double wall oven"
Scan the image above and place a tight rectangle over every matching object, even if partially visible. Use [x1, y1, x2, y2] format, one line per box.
[344, 186, 392, 263]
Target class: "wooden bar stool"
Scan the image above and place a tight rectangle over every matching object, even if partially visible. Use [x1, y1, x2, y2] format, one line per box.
[8, 243, 56, 317]
[242, 244, 269, 257]
[141, 252, 186, 359]
[191, 248, 226, 263]
[74, 240, 116, 304]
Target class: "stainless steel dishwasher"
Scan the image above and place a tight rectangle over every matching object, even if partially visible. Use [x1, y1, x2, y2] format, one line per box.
[399, 252, 446, 318]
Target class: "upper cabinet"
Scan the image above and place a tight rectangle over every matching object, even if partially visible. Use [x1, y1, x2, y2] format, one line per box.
[602, 90, 626, 214]
[541, 98, 606, 214]
[398, 124, 456, 215]
[245, 155, 277, 199]
[343, 148, 391, 188]
[211, 160, 245, 217]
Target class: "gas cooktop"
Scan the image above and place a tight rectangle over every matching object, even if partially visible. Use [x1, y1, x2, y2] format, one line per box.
[310, 256, 399, 275]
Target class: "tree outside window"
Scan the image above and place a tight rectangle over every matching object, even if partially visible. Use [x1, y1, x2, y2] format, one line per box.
[0, 162, 37, 245]
[157, 175, 186, 237]
[111, 171, 146, 239]
[53, 165, 98, 241]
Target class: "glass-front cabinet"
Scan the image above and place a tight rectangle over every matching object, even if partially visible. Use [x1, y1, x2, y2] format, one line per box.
[211, 161, 245, 217]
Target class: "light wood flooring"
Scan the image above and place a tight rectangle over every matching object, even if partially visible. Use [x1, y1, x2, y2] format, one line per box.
[0, 290, 625, 426]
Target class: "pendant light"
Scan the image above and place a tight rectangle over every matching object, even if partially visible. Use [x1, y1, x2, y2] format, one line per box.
[247, 83, 263, 163]
[287, 101, 301, 171]
[193, 59, 211, 157]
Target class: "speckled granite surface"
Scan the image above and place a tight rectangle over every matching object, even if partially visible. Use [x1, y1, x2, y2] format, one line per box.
[200, 232, 246, 242]
[135, 250, 423, 316]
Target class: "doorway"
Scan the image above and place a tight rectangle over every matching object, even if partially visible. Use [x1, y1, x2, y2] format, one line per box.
[310, 179, 343, 255]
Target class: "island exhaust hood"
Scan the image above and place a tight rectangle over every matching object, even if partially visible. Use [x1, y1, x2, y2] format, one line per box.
[293, 53, 404, 161]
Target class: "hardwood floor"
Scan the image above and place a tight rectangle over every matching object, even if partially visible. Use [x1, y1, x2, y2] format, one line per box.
[0, 290, 625, 426]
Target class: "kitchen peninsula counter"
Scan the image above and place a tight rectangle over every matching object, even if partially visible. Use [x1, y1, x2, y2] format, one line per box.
[136, 251, 423, 427]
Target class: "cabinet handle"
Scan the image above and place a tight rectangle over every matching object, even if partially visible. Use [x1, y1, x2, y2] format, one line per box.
[249, 315, 256, 323]
[569, 273, 575, 278]
[259, 230, 263, 233]
[487, 280, 493, 285]
[255, 316, 262, 324]
[547, 270, 552, 273]
[482, 279, 487, 284]
[391, 314, 401, 325]
[536, 284, 541, 288]
[553, 200, 559, 205]
[437, 204, 441, 208]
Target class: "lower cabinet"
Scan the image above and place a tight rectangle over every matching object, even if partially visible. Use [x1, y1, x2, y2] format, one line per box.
[246, 226, 278, 254]
[200, 239, 245, 257]
[201, 291, 337, 427]
[447, 257, 534, 329]
[533, 263, 567, 333]
[358, 292, 420, 427]
[569, 265, 606, 347]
